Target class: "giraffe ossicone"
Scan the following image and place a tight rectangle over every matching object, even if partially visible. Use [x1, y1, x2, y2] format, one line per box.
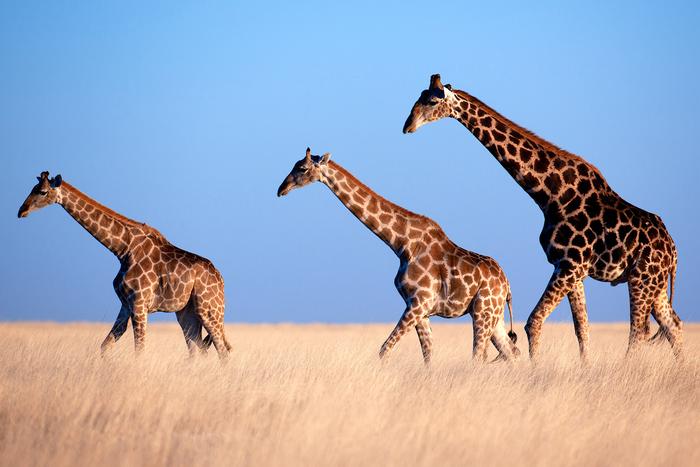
[278, 148, 519, 364]
[18, 171, 232, 359]
[404, 74, 683, 361]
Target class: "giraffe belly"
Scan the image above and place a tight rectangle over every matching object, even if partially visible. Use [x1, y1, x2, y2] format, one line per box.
[589, 262, 627, 283]
[432, 290, 474, 319]
[155, 289, 193, 311]
[153, 276, 195, 311]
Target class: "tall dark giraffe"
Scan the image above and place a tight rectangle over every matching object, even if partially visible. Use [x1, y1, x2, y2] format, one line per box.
[278, 148, 519, 364]
[18, 171, 232, 359]
[403, 74, 682, 361]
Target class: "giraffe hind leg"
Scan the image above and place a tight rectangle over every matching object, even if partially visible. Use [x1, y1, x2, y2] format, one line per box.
[648, 305, 682, 344]
[176, 305, 205, 357]
[626, 271, 660, 357]
[470, 294, 499, 362]
[489, 324, 517, 363]
[652, 291, 683, 359]
[195, 299, 230, 362]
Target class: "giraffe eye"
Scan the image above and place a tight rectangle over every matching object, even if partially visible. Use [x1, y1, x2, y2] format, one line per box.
[39, 190, 48, 196]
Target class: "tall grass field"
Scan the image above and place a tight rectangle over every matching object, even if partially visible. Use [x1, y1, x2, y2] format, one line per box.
[1, 322, 698, 466]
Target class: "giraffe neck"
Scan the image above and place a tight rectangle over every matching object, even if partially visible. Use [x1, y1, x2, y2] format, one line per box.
[57, 182, 154, 259]
[320, 161, 424, 256]
[448, 89, 611, 211]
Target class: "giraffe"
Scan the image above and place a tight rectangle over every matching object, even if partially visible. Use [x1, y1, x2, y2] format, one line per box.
[403, 74, 682, 361]
[277, 148, 519, 364]
[17, 171, 232, 359]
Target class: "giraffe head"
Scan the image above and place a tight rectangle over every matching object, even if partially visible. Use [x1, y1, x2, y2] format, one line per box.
[403, 74, 456, 134]
[277, 148, 331, 197]
[18, 171, 63, 218]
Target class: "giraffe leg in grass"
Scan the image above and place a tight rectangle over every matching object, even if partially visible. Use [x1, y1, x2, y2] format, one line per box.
[525, 267, 583, 360]
[101, 305, 130, 354]
[568, 280, 590, 364]
[176, 306, 205, 357]
[652, 291, 684, 360]
[379, 306, 426, 360]
[415, 317, 433, 365]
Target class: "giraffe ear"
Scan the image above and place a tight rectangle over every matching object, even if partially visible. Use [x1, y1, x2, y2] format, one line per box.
[305, 147, 312, 161]
[51, 174, 63, 188]
[445, 84, 452, 91]
[37, 171, 49, 182]
[321, 152, 331, 164]
[429, 74, 443, 91]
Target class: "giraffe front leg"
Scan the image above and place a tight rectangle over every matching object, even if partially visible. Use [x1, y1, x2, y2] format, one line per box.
[131, 306, 149, 355]
[525, 267, 584, 360]
[379, 305, 425, 361]
[415, 317, 433, 366]
[101, 305, 130, 355]
[567, 280, 590, 364]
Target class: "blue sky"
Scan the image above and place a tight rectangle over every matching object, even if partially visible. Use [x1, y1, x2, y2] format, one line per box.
[2, 1, 698, 324]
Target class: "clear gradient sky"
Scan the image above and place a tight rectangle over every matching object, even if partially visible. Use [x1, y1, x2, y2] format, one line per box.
[2, 1, 698, 324]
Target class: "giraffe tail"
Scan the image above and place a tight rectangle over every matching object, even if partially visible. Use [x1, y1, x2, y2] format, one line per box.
[669, 244, 677, 306]
[506, 290, 517, 344]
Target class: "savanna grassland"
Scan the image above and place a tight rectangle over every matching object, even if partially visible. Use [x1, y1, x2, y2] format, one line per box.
[0, 322, 698, 467]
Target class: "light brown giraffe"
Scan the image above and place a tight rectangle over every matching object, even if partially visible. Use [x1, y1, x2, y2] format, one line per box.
[18, 171, 232, 359]
[277, 148, 519, 364]
[403, 74, 682, 361]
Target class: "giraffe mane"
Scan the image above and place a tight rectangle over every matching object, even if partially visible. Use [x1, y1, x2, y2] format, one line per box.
[452, 89, 610, 187]
[61, 182, 167, 242]
[328, 161, 440, 227]
[453, 89, 566, 152]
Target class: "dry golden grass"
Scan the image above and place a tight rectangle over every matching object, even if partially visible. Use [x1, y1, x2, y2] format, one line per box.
[0, 322, 698, 467]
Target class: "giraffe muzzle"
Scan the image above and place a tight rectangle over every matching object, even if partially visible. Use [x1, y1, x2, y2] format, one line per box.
[402, 115, 417, 134]
[17, 206, 29, 218]
[277, 181, 292, 197]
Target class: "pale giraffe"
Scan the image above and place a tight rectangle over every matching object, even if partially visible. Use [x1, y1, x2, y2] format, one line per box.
[277, 148, 519, 364]
[403, 74, 682, 361]
[18, 171, 232, 359]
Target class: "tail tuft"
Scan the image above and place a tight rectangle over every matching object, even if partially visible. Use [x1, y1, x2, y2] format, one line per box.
[506, 289, 516, 343]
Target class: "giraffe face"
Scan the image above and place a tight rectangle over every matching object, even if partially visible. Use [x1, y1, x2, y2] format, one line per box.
[18, 171, 62, 218]
[277, 148, 331, 197]
[403, 74, 455, 134]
